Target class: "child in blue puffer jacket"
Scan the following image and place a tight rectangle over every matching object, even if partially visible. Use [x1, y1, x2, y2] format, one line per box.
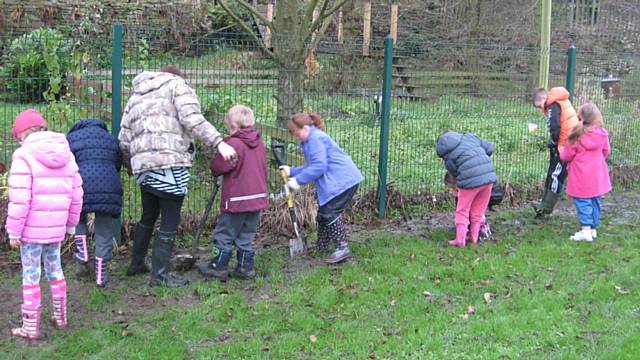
[437, 131, 497, 247]
[67, 118, 123, 287]
[280, 113, 364, 264]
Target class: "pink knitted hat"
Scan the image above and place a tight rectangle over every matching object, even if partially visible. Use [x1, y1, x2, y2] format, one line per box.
[12, 109, 48, 138]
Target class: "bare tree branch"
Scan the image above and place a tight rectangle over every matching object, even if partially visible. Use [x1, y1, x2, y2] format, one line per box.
[305, 0, 322, 22]
[308, 0, 331, 35]
[234, 0, 274, 31]
[321, 0, 351, 20]
[218, 0, 277, 60]
[307, 9, 335, 57]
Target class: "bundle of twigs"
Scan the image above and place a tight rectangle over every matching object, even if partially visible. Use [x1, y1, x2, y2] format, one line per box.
[258, 186, 318, 238]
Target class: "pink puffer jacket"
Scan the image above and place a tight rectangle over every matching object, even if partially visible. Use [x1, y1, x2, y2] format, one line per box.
[5, 131, 83, 244]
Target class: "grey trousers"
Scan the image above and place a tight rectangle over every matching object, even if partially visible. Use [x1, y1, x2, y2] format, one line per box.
[213, 211, 260, 252]
[76, 212, 115, 261]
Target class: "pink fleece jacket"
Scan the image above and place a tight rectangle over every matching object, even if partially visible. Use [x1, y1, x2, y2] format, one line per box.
[559, 125, 612, 198]
[5, 131, 83, 244]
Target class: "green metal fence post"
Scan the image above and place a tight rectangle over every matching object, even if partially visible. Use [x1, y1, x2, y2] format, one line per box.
[112, 22, 123, 244]
[377, 35, 394, 218]
[566, 45, 577, 101]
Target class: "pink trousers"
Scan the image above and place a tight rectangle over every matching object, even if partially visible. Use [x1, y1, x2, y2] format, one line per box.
[454, 183, 493, 245]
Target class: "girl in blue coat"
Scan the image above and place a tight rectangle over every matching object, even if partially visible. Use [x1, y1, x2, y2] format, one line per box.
[67, 119, 123, 287]
[280, 113, 363, 264]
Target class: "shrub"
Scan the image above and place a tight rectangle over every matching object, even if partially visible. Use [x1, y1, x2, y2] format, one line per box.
[1, 28, 72, 103]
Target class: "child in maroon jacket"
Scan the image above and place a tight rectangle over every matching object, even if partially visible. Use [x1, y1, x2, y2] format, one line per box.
[199, 105, 268, 281]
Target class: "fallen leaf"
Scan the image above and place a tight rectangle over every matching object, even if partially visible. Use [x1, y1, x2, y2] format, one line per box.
[462, 314, 470, 320]
[483, 292, 494, 304]
[423, 291, 432, 297]
[565, 303, 575, 309]
[309, 335, 317, 343]
[121, 329, 132, 337]
[467, 306, 476, 314]
[545, 282, 553, 290]
[377, 338, 385, 345]
[262, 347, 270, 352]
[390, 299, 397, 306]
[614, 285, 630, 295]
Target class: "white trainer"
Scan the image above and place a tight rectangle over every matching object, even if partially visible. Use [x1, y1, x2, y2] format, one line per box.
[570, 230, 593, 242]
[591, 229, 597, 239]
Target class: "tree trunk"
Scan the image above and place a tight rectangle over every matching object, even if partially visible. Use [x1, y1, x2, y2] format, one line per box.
[273, 0, 307, 127]
[276, 57, 306, 127]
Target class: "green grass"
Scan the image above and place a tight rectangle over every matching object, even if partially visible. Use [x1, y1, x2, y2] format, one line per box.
[3, 203, 638, 359]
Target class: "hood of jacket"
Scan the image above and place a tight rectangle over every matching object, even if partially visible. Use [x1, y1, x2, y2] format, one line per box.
[131, 71, 180, 95]
[230, 127, 261, 148]
[546, 87, 570, 105]
[436, 131, 463, 158]
[23, 131, 72, 169]
[69, 118, 108, 134]
[579, 126, 609, 150]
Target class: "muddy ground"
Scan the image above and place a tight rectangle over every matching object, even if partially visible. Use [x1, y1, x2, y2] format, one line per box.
[1, 191, 639, 343]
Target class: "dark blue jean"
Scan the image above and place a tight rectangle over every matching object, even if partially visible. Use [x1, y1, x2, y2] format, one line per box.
[573, 197, 602, 228]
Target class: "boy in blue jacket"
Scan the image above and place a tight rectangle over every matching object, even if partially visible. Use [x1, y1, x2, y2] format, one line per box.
[280, 113, 363, 264]
[67, 119, 123, 287]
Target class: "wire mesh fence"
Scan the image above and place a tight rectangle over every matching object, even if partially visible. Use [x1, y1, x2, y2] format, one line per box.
[1, 25, 640, 222]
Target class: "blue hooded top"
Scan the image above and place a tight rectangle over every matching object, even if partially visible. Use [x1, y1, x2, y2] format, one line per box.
[290, 126, 363, 206]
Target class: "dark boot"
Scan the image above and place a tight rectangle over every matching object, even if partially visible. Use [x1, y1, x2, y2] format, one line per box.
[126, 223, 153, 276]
[198, 248, 232, 281]
[315, 223, 330, 253]
[324, 217, 352, 264]
[73, 235, 91, 278]
[533, 191, 560, 216]
[231, 250, 256, 279]
[150, 231, 189, 288]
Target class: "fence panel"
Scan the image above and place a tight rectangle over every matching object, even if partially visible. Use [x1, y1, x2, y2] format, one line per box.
[2, 25, 640, 224]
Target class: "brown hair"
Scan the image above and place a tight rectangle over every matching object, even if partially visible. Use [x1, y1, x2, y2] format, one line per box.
[568, 102, 604, 145]
[288, 112, 325, 134]
[161, 65, 185, 78]
[531, 87, 547, 106]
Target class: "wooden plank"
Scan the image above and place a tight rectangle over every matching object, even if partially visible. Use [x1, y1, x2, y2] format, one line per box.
[362, 1, 372, 56]
[390, 2, 398, 44]
[265, 2, 274, 48]
[337, 11, 344, 44]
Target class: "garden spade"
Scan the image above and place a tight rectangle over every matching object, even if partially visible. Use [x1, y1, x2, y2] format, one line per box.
[271, 143, 306, 257]
[173, 177, 220, 271]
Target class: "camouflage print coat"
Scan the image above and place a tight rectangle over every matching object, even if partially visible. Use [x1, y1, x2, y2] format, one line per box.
[118, 71, 222, 174]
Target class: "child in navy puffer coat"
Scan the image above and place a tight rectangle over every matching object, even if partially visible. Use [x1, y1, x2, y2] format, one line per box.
[67, 118, 123, 287]
[437, 131, 497, 247]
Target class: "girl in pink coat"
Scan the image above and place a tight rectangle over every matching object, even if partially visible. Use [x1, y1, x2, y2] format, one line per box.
[559, 102, 612, 242]
[5, 109, 83, 339]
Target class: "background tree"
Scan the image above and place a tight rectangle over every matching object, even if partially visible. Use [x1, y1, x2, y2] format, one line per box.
[218, 0, 349, 127]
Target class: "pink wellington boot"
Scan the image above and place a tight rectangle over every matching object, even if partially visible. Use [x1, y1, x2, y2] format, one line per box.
[50, 279, 68, 329]
[469, 223, 482, 245]
[449, 224, 467, 248]
[11, 284, 41, 339]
